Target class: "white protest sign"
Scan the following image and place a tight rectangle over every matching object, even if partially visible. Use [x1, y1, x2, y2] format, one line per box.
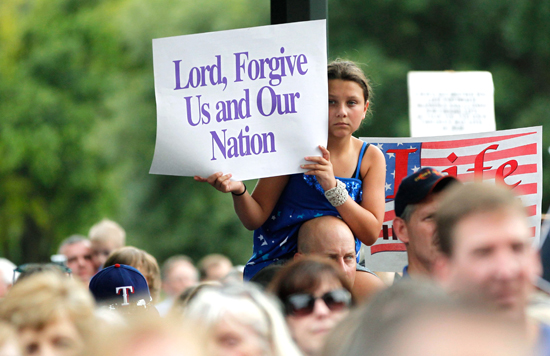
[150, 20, 328, 181]
[408, 71, 496, 137]
[361, 126, 542, 272]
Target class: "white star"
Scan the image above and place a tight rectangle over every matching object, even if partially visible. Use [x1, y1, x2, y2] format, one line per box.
[376, 143, 384, 150]
[385, 182, 392, 191]
[386, 152, 395, 159]
[397, 142, 403, 146]
[412, 165, 420, 173]
[409, 145, 416, 150]
[391, 170, 396, 178]
[271, 215, 276, 220]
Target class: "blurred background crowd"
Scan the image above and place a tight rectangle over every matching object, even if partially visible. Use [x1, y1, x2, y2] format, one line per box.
[0, 181, 549, 356]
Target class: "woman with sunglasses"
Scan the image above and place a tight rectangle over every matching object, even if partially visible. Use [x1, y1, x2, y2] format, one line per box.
[267, 256, 354, 356]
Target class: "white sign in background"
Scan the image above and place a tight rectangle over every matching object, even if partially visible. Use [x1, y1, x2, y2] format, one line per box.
[150, 20, 328, 181]
[408, 71, 496, 137]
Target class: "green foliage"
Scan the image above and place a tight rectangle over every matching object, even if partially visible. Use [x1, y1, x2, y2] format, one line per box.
[329, 0, 550, 210]
[1, 0, 548, 266]
[0, 0, 123, 262]
[0, 0, 268, 264]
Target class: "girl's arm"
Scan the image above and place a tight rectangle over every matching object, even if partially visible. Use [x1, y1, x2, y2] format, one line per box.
[341, 145, 386, 245]
[302, 145, 386, 246]
[194, 173, 289, 230]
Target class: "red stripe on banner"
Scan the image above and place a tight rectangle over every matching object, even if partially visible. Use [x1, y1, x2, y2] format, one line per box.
[378, 227, 394, 238]
[421, 132, 536, 149]
[384, 210, 396, 222]
[371, 243, 407, 254]
[375, 216, 536, 247]
[455, 163, 538, 181]
[421, 143, 537, 167]
[514, 183, 538, 196]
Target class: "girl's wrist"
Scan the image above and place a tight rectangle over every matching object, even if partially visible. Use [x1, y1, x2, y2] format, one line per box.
[324, 179, 348, 207]
[232, 183, 247, 196]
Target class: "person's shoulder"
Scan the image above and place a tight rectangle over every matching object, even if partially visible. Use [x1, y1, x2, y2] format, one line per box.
[351, 138, 384, 180]
[361, 140, 385, 170]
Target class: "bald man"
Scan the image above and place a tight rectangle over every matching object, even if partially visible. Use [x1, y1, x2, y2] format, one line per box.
[295, 216, 385, 302]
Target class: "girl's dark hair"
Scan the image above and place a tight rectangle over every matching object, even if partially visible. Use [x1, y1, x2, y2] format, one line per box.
[267, 256, 355, 305]
[327, 60, 372, 103]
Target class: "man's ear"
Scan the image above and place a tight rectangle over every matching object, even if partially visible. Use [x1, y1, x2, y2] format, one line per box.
[294, 252, 304, 260]
[393, 217, 409, 244]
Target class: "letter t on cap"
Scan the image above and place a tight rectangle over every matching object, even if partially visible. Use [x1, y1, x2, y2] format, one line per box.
[116, 286, 134, 305]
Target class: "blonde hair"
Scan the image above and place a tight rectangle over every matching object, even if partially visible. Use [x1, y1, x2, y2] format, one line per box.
[87, 315, 204, 356]
[0, 272, 95, 338]
[104, 247, 161, 303]
[88, 219, 126, 247]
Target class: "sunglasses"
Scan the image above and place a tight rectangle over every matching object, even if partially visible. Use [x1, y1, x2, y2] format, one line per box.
[13, 263, 72, 284]
[284, 289, 352, 316]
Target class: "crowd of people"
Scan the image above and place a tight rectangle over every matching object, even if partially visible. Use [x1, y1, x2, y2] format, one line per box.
[0, 60, 547, 356]
[0, 174, 547, 356]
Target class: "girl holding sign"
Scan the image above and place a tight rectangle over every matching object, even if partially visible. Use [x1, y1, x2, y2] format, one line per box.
[195, 60, 386, 281]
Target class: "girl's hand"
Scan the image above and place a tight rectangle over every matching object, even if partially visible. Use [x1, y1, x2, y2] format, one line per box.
[301, 145, 337, 191]
[194, 172, 245, 195]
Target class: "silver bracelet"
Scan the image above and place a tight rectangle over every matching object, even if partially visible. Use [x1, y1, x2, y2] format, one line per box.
[324, 179, 348, 207]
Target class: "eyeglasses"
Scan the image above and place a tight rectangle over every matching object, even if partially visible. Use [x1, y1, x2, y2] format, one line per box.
[284, 289, 352, 317]
[13, 263, 72, 284]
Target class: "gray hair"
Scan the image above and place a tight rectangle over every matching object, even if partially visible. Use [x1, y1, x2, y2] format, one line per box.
[58, 234, 90, 253]
[185, 283, 302, 356]
[399, 203, 417, 223]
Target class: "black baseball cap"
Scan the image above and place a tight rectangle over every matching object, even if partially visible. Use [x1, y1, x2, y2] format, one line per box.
[394, 167, 459, 218]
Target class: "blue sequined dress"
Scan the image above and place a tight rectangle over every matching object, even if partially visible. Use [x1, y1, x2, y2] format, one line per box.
[244, 142, 370, 280]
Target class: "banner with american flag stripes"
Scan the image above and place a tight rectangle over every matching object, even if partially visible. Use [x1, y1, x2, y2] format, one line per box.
[360, 126, 542, 272]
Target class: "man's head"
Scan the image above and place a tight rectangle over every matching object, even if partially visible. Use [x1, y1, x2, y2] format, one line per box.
[161, 256, 198, 298]
[434, 183, 540, 320]
[89, 264, 154, 316]
[103, 247, 161, 304]
[197, 254, 232, 282]
[296, 216, 356, 286]
[88, 219, 126, 270]
[58, 235, 96, 284]
[393, 168, 458, 275]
